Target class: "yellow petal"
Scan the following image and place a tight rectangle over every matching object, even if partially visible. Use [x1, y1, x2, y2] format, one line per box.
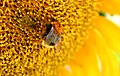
[73, 28, 119, 76]
[99, 0, 120, 14]
[72, 42, 101, 76]
[87, 29, 119, 76]
[93, 16, 120, 54]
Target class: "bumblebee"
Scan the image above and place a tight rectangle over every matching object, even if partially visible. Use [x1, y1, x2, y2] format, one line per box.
[42, 21, 63, 50]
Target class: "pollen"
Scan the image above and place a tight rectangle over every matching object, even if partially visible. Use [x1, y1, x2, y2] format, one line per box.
[0, 0, 98, 76]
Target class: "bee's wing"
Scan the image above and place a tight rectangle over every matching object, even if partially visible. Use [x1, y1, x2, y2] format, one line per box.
[55, 40, 62, 53]
[45, 27, 55, 45]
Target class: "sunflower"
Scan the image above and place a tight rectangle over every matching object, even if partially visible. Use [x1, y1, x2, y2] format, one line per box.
[0, 0, 120, 76]
[58, 0, 120, 76]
